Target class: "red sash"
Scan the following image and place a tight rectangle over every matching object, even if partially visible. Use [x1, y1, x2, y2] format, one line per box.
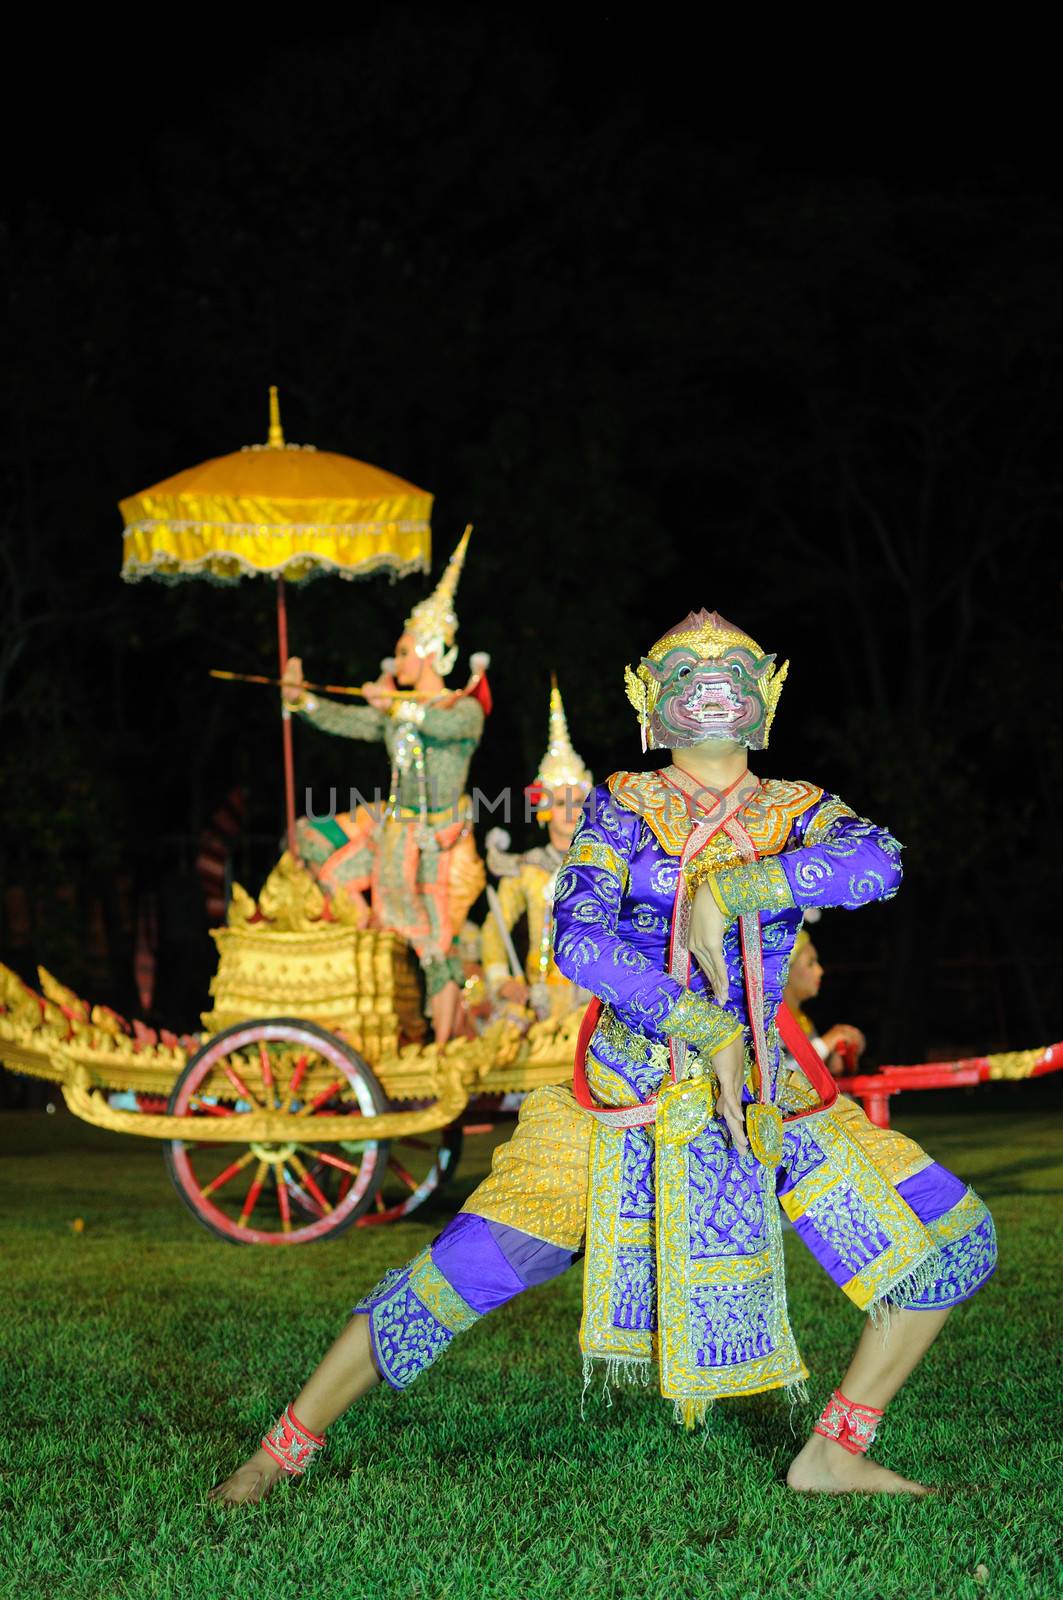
[572, 996, 837, 1125]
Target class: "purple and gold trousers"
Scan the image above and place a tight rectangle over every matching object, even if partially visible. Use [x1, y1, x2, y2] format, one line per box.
[354, 1081, 996, 1392]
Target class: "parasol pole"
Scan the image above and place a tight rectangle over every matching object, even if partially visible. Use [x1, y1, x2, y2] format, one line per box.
[268, 386, 298, 854]
[277, 575, 298, 854]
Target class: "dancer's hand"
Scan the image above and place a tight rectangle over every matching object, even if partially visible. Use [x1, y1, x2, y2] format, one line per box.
[282, 656, 306, 704]
[363, 677, 394, 711]
[208, 1446, 284, 1507]
[690, 883, 729, 1002]
[822, 1023, 866, 1058]
[712, 1032, 749, 1157]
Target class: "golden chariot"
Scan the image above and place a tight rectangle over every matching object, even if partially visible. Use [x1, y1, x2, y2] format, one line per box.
[0, 393, 583, 1244]
[0, 852, 583, 1244]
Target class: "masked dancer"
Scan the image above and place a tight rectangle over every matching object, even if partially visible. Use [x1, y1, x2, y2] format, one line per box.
[214, 609, 995, 1504]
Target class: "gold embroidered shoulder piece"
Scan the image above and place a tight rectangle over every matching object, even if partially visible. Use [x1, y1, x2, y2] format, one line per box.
[606, 770, 694, 855]
[606, 771, 823, 858]
[741, 778, 824, 856]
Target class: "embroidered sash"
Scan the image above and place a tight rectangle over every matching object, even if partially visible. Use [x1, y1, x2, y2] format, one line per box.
[578, 769, 818, 1419]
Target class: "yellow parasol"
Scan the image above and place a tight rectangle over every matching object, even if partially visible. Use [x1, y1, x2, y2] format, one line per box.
[119, 389, 433, 848]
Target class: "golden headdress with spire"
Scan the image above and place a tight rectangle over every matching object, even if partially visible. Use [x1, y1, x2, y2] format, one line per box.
[404, 524, 471, 676]
[535, 675, 592, 793]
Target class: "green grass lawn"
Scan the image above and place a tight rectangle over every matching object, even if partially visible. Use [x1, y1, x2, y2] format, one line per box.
[2, 1100, 1061, 1600]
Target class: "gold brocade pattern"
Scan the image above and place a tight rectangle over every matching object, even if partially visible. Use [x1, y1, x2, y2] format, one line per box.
[408, 1253, 480, 1333]
[779, 1108, 937, 1310]
[803, 798, 858, 843]
[581, 1120, 655, 1366]
[607, 771, 694, 854]
[593, 1006, 672, 1078]
[822, 1091, 935, 1188]
[462, 1084, 590, 1251]
[712, 858, 795, 920]
[779, 1071, 935, 1189]
[668, 991, 744, 1054]
[654, 1080, 807, 1404]
[747, 1104, 785, 1167]
[923, 1186, 988, 1244]
[606, 773, 822, 859]
[566, 837, 631, 889]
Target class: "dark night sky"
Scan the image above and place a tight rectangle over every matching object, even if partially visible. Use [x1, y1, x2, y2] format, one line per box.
[2, 14, 1060, 1061]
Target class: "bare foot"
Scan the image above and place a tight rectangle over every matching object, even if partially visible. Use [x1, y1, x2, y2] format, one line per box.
[787, 1432, 931, 1496]
[208, 1445, 286, 1507]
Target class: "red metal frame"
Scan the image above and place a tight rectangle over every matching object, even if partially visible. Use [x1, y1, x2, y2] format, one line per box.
[834, 1042, 1062, 1127]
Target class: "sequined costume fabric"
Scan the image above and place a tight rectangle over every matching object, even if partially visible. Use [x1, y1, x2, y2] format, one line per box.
[352, 769, 995, 1413]
[295, 695, 485, 994]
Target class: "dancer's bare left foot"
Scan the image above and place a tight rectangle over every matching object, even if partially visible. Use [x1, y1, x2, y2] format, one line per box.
[208, 1446, 285, 1506]
[787, 1432, 931, 1496]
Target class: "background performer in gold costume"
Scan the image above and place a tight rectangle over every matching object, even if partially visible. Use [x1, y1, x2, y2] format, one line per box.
[482, 677, 592, 1023]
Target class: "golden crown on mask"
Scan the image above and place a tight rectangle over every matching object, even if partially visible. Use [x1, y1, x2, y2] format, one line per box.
[623, 608, 789, 749]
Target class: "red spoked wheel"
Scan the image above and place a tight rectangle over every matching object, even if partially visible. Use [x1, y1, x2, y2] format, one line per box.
[357, 1120, 464, 1225]
[291, 1117, 464, 1226]
[164, 1019, 389, 1245]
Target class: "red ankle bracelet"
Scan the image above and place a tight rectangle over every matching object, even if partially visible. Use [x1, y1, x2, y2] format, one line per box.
[261, 1405, 326, 1475]
[812, 1388, 884, 1456]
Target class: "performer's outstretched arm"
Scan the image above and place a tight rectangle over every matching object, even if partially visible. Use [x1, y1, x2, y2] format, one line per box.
[297, 699, 388, 742]
[553, 793, 743, 1055]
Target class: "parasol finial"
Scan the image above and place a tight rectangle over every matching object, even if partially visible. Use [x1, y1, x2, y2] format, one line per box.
[268, 385, 286, 449]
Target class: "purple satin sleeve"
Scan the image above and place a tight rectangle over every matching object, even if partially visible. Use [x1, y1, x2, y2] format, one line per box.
[553, 787, 685, 1031]
[778, 800, 904, 911]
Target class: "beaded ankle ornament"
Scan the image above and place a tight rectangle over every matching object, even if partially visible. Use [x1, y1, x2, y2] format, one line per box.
[261, 1405, 326, 1475]
[813, 1388, 884, 1455]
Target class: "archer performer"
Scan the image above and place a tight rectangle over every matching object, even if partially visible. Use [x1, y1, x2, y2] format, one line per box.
[283, 528, 489, 1044]
[213, 608, 995, 1504]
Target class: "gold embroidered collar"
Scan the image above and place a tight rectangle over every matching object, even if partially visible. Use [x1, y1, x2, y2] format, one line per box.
[606, 769, 823, 857]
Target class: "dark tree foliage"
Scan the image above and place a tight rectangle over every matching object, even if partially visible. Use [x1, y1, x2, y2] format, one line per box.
[1, 14, 1060, 1065]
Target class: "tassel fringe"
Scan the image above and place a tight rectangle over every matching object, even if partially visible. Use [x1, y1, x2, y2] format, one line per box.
[580, 1354, 654, 1417]
[580, 1361, 811, 1431]
[673, 1397, 712, 1431]
[867, 1246, 942, 1333]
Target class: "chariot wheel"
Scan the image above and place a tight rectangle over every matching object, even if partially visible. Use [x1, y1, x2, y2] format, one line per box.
[292, 1116, 464, 1226]
[356, 1119, 464, 1224]
[164, 1018, 390, 1245]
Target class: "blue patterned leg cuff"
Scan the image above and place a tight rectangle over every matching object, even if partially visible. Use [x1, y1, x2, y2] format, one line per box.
[887, 1189, 998, 1311]
[353, 1248, 482, 1390]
